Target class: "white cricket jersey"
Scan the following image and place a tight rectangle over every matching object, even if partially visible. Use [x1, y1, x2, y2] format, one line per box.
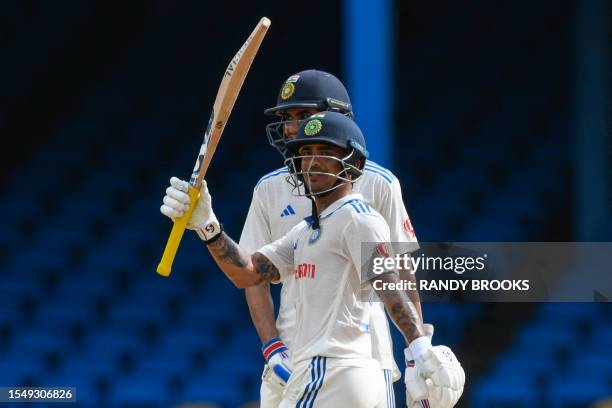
[258, 193, 395, 366]
[239, 161, 418, 371]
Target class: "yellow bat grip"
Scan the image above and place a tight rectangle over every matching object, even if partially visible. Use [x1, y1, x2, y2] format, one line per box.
[157, 186, 201, 277]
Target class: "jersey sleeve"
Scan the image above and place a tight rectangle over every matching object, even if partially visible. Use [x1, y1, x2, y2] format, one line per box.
[239, 186, 272, 253]
[376, 177, 419, 254]
[343, 213, 395, 283]
[256, 229, 295, 284]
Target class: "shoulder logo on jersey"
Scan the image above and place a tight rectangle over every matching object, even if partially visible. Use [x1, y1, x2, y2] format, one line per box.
[308, 226, 322, 244]
[347, 199, 372, 214]
[304, 119, 322, 136]
[375, 243, 391, 258]
[280, 204, 296, 217]
[403, 218, 416, 238]
[281, 82, 295, 100]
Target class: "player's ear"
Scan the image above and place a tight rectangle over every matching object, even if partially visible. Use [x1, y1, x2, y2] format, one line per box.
[346, 158, 364, 181]
[354, 158, 364, 174]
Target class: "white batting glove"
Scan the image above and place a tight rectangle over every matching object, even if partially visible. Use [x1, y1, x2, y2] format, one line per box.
[160, 177, 221, 242]
[405, 324, 434, 407]
[405, 329, 465, 408]
[262, 338, 294, 391]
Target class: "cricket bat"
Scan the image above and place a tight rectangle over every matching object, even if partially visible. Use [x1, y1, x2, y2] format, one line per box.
[157, 17, 271, 277]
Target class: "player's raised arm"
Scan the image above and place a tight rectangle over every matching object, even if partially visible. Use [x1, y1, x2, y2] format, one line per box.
[208, 238, 281, 288]
[160, 176, 280, 287]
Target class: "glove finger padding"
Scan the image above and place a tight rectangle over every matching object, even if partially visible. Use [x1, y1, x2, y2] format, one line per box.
[431, 346, 463, 389]
[160, 178, 191, 220]
[405, 361, 429, 401]
[162, 195, 188, 213]
[165, 185, 191, 205]
[417, 346, 465, 408]
[428, 381, 462, 408]
[160, 204, 183, 220]
[429, 381, 451, 407]
[170, 176, 189, 193]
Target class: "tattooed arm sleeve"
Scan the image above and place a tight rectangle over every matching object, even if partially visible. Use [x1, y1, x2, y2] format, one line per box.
[207, 232, 280, 288]
[370, 271, 424, 343]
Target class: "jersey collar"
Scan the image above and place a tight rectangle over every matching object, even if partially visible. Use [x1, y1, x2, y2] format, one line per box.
[318, 193, 364, 219]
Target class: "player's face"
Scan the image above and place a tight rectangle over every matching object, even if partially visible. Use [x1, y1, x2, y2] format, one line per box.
[282, 108, 319, 139]
[298, 144, 346, 193]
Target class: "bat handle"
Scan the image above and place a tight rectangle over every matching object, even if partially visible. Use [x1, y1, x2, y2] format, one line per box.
[157, 186, 201, 277]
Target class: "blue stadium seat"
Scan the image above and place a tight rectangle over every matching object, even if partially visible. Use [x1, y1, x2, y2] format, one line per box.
[514, 322, 576, 354]
[109, 302, 168, 326]
[570, 350, 612, 374]
[61, 356, 116, 378]
[85, 330, 143, 352]
[107, 378, 170, 406]
[0, 358, 42, 386]
[462, 216, 524, 241]
[546, 374, 611, 407]
[492, 350, 557, 380]
[156, 328, 216, 352]
[12, 327, 70, 353]
[135, 356, 192, 378]
[592, 324, 612, 349]
[471, 375, 538, 408]
[537, 302, 603, 324]
[181, 373, 240, 407]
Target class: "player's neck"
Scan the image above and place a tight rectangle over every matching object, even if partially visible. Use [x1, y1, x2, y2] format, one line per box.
[313, 183, 352, 214]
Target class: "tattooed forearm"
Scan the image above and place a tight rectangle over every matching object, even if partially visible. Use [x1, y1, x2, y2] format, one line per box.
[372, 272, 423, 343]
[208, 232, 249, 267]
[204, 232, 279, 288]
[398, 257, 423, 321]
[252, 252, 280, 284]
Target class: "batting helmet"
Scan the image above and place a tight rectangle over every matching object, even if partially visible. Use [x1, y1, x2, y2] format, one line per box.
[264, 69, 353, 116]
[284, 111, 368, 197]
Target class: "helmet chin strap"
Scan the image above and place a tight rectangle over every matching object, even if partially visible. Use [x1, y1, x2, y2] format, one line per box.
[309, 197, 320, 230]
[297, 149, 362, 229]
[308, 177, 350, 230]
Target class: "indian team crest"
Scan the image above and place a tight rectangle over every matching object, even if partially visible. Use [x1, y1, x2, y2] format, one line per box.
[280, 82, 295, 100]
[308, 226, 322, 244]
[304, 119, 323, 136]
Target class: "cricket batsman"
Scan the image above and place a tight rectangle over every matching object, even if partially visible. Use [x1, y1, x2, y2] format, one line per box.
[160, 111, 464, 407]
[245, 70, 434, 407]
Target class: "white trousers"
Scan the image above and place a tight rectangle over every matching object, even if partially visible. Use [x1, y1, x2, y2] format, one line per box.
[260, 357, 395, 408]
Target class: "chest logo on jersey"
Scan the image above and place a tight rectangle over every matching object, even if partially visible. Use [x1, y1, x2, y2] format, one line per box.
[295, 263, 316, 280]
[280, 204, 296, 217]
[308, 226, 322, 244]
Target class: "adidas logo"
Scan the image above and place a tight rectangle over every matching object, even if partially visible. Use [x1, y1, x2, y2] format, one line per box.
[280, 205, 296, 217]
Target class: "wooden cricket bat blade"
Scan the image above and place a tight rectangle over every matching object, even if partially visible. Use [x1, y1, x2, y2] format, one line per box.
[157, 17, 271, 277]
